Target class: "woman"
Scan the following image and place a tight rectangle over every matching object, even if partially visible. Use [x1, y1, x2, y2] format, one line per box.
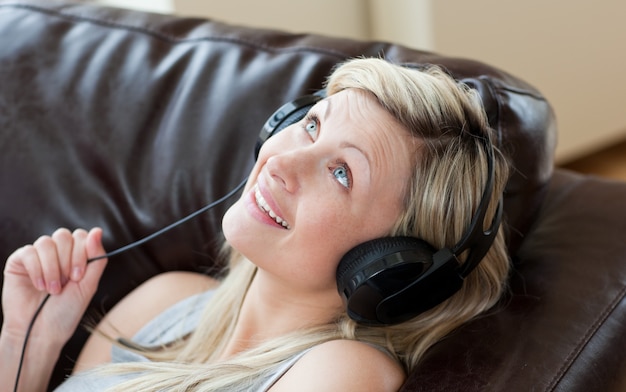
[1, 58, 510, 391]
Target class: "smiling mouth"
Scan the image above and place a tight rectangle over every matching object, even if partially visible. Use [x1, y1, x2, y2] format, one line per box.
[254, 185, 291, 230]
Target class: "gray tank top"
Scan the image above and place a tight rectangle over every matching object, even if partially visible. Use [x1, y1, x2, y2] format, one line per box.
[55, 290, 310, 391]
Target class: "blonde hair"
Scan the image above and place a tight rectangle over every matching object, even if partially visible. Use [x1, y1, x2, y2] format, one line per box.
[96, 58, 510, 390]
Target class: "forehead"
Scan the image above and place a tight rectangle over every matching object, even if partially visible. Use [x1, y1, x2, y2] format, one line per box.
[321, 88, 417, 187]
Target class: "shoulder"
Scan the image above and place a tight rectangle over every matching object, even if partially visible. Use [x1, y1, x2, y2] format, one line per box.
[270, 339, 405, 392]
[74, 271, 219, 372]
[99, 271, 220, 330]
[119, 271, 219, 303]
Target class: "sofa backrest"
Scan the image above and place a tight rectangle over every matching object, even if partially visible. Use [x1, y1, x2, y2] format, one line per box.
[0, 1, 557, 388]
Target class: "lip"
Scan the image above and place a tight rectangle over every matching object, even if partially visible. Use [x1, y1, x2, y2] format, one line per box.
[245, 176, 290, 230]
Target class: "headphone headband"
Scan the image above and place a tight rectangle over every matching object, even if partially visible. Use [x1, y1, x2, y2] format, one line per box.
[453, 134, 503, 278]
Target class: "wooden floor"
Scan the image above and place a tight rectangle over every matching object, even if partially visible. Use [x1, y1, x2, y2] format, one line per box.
[560, 139, 626, 182]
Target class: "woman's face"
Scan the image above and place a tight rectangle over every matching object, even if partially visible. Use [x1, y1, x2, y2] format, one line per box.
[223, 88, 416, 294]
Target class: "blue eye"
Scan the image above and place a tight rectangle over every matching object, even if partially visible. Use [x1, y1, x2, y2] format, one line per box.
[333, 165, 351, 188]
[303, 115, 319, 139]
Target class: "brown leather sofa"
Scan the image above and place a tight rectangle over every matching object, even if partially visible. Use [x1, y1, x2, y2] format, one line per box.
[0, 1, 624, 391]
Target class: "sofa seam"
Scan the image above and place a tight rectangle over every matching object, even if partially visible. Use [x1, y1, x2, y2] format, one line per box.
[0, 3, 353, 60]
[546, 283, 626, 391]
[2, 3, 549, 104]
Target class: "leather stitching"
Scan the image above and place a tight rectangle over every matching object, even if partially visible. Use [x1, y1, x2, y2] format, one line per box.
[546, 283, 626, 391]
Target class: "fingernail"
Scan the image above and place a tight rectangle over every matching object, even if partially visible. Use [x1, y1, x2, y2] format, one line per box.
[71, 267, 83, 281]
[36, 278, 45, 291]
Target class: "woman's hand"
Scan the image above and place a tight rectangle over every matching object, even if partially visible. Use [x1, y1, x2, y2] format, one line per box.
[1, 228, 108, 346]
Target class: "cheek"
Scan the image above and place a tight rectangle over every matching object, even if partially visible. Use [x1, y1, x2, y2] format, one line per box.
[295, 210, 356, 265]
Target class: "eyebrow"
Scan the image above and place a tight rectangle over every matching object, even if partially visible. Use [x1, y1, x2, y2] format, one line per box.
[340, 141, 371, 167]
[321, 98, 372, 169]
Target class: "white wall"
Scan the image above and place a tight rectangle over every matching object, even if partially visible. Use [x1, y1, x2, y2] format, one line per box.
[368, 0, 434, 51]
[431, 0, 626, 162]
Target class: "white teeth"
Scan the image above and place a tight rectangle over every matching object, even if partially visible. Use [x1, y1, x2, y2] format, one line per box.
[254, 185, 290, 229]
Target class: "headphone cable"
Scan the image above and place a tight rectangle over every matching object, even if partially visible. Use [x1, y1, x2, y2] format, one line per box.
[12, 177, 247, 392]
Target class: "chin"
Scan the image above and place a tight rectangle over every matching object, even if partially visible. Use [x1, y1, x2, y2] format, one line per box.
[222, 203, 255, 258]
[221, 202, 239, 244]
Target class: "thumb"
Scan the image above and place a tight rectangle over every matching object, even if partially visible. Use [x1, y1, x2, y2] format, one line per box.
[86, 227, 107, 262]
[81, 227, 108, 292]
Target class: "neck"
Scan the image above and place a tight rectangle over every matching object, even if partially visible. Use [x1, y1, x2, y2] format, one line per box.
[219, 269, 343, 359]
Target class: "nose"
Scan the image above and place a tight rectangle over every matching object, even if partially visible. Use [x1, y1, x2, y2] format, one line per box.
[265, 149, 313, 194]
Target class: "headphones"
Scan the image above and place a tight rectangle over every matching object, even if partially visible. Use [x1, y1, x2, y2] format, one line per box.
[255, 90, 503, 326]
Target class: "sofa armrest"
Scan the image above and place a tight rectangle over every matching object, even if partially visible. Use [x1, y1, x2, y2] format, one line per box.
[403, 169, 626, 391]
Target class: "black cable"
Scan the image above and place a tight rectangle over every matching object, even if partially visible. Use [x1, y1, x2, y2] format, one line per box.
[13, 294, 50, 392]
[88, 177, 247, 262]
[12, 177, 247, 392]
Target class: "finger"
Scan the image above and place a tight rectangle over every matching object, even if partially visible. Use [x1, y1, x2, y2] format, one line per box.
[85, 227, 107, 263]
[33, 235, 62, 295]
[80, 228, 108, 296]
[69, 229, 89, 282]
[11, 245, 46, 291]
[52, 228, 74, 285]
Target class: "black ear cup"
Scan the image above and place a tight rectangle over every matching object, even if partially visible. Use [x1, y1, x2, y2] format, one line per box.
[336, 237, 463, 325]
[255, 92, 324, 159]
